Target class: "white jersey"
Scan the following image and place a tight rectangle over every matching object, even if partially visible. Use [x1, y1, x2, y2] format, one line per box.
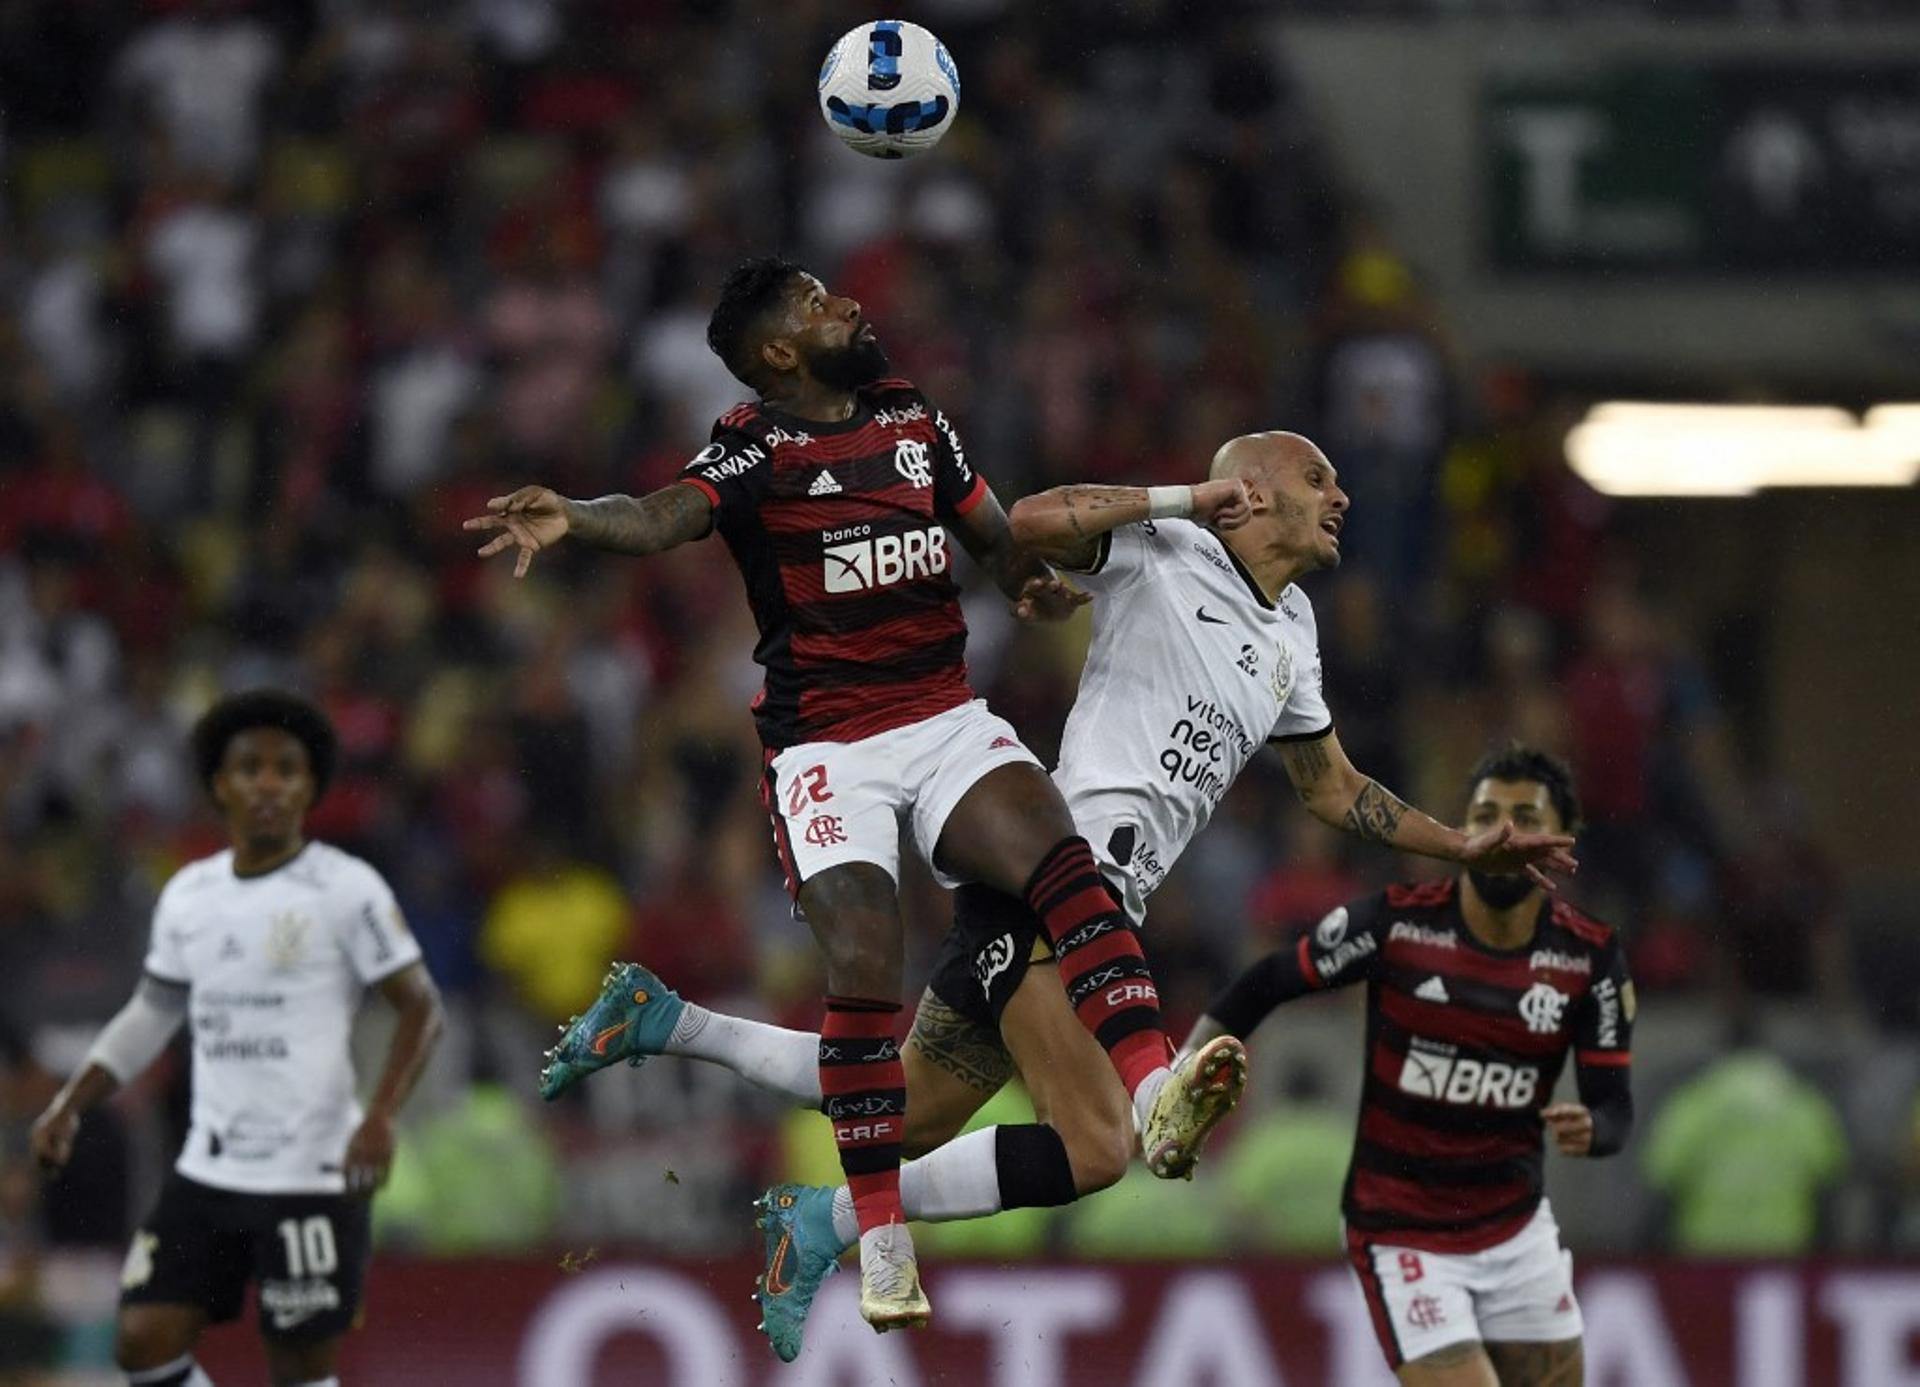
[1053, 518, 1332, 923]
[143, 841, 421, 1195]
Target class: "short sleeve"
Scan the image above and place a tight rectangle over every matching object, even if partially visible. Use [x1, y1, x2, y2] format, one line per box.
[931, 406, 988, 520]
[338, 864, 424, 986]
[143, 879, 191, 985]
[676, 424, 772, 523]
[1572, 934, 1635, 1067]
[1059, 519, 1155, 594]
[1295, 891, 1390, 991]
[1271, 593, 1333, 742]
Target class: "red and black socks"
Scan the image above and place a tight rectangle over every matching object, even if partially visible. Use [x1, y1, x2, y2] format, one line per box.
[819, 996, 908, 1233]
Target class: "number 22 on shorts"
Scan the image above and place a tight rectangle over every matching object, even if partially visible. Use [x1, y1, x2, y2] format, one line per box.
[786, 764, 832, 817]
[1398, 1251, 1425, 1284]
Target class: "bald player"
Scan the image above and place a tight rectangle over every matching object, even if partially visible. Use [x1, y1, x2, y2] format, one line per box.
[562, 432, 1579, 1362]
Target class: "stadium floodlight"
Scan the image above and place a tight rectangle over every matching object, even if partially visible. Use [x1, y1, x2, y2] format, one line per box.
[1566, 402, 1920, 497]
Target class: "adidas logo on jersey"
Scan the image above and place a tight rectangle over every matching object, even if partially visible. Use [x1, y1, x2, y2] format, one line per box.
[1414, 976, 1450, 1005]
[808, 471, 843, 496]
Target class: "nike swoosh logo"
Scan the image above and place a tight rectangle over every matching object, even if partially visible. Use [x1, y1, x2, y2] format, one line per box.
[1195, 606, 1228, 625]
[591, 1021, 631, 1056]
[766, 1231, 794, 1297]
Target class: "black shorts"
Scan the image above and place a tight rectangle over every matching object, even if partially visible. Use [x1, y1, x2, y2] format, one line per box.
[927, 884, 1050, 1030]
[120, 1173, 371, 1341]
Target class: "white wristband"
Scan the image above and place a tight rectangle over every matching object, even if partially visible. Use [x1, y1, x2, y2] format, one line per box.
[1146, 485, 1194, 520]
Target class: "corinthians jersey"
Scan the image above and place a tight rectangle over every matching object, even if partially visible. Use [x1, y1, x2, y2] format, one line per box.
[1053, 518, 1331, 922]
[143, 842, 421, 1195]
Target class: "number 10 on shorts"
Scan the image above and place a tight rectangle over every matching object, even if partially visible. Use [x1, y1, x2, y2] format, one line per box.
[277, 1215, 338, 1279]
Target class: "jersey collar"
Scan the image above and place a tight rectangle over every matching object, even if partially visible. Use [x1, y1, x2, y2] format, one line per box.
[1210, 532, 1275, 611]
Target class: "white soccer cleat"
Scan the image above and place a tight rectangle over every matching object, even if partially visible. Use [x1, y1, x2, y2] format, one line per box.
[1141, 1035, 1248, 1179]
[857, 1222, 931, 1333]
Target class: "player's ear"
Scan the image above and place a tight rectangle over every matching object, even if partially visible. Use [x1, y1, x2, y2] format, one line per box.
[760, 336, 799, 374]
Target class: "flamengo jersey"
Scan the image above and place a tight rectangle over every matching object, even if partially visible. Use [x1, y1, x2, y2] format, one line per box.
[676, 379, 989, 750]
[143, 842, 421, 1195]
[1052, 518, 1331, 921]
[1294, 879, 1634, 1254]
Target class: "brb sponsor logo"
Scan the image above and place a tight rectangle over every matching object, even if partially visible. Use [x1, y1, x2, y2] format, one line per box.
[1398, 1037, 1540, 1108]
[823, 525, 949, 592]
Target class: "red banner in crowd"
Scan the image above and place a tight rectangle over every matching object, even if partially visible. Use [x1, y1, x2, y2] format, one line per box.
[192, 1256, 1920, 1386]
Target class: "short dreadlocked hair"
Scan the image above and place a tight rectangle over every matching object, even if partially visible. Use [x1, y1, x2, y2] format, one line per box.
[1464, 742, 1581, 834]
[706, 255, 807, 387]
[192, 689, 337, 800]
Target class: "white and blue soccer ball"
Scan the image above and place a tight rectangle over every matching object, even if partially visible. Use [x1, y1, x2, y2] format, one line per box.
[817, 20, 960, 160]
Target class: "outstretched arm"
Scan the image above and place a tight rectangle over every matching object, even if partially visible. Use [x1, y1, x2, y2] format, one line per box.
[341, 963, 444, 1194]
[31, 975, 188, 1172]
[1276, 731, 1577, 886]
[464, 482, 714, 578]
[1008, 480, 1252, 569]
[949, 487, 1091, 622]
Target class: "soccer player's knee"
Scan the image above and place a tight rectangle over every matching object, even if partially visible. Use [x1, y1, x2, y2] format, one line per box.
[1056, 1106, 1133, 1193]
[901, 1104, 963, 1161]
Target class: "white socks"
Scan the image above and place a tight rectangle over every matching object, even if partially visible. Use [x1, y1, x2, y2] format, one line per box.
[1131, 1066, 1171, 1133]
[666, 1003, 822, 1106]
[829, 1127, 1005, 1246]
[126, 1356, 214, 1387]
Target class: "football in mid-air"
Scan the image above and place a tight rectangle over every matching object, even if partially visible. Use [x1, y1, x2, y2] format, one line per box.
[817, 20, 960, 159]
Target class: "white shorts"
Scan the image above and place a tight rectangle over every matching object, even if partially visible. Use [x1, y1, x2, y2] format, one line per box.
[1347, 1201, 1583, 1369]
[762, 699, 1043, 896]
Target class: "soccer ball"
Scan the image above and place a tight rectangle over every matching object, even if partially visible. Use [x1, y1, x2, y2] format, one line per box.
[817, 20, 960, 160]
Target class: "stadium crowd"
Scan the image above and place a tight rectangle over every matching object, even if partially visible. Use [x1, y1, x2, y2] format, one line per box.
[0, 0, 1913, 1306]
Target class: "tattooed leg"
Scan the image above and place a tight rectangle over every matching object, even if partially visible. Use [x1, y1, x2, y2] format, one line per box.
[902, 989, 1012, 1158]
[1398, 1339, 1501, 1387]
[1485, 1338, 1583, 1387]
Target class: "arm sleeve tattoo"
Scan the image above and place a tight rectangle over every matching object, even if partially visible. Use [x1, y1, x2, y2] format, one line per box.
[1344, 779, 1411, 844]
[568, 484, 712, 556]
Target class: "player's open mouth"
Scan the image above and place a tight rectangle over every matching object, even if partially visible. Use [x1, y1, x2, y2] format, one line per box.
[1320, 517, 1342, 540]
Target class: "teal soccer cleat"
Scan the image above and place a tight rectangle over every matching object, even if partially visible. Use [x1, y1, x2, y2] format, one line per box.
[538, 961, 686, 1100]
[753, 1184, 849, 1362]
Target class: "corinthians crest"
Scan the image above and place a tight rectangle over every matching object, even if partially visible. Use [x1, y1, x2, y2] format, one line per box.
[1270, 642, 1294, 705]
[266, 911, 312, 970]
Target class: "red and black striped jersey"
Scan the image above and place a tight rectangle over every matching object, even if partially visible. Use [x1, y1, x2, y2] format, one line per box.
[1288, 879, 1634, 1254]
[675, 379, 990, 751]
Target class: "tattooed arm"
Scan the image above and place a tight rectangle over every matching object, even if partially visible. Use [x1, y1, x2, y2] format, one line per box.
[1007, 478, 1252, 569]
[1275, 731, 1576, 883]
[465, 482, 713, 577]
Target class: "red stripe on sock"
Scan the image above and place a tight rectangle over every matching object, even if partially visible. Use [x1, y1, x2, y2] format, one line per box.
[848, 1171, 905, 1231]
[1111, 1030, 1174, 1095]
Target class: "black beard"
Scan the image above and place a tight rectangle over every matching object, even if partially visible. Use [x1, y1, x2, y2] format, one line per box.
[805, 335, 890, 392]
[1468, 869, 1537, 910]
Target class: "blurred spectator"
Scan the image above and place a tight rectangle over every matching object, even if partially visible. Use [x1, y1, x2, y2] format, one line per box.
[1642, 1018, 1849, 1255]
[0, 1027, 60, 1383]
[479, 836, 630, 1021]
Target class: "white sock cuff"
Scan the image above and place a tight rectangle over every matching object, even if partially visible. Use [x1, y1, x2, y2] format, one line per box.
[126, 1356, 209, 1387]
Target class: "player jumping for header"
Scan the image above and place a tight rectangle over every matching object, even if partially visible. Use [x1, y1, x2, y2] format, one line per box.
[464, 257, 1242, 1335]
[538, 430, 1578, 1361]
